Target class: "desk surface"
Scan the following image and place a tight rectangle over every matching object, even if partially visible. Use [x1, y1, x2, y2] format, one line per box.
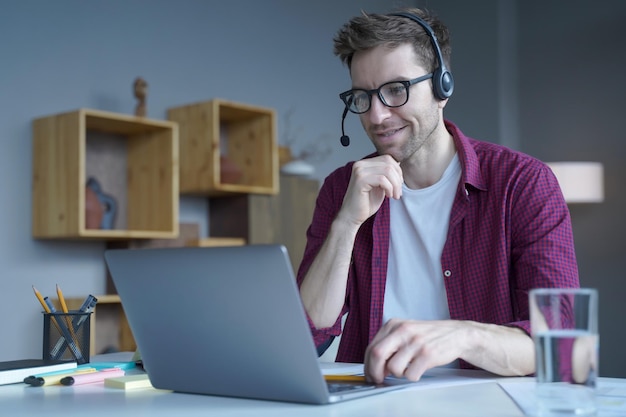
[0, 378, 524, 417]
[1, 354, 623, 417]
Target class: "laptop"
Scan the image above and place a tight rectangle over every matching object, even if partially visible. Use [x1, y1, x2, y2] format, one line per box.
[104, 244, 407, 404]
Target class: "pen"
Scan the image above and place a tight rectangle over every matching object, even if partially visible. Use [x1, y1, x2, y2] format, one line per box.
[73, 294, 98, 324]
[24, 363, 96, 384]
[43, 296, 57, 314]
[60, 368, 125, 386]
[324, 375, 368, 382]
[28, 368, 97, 387]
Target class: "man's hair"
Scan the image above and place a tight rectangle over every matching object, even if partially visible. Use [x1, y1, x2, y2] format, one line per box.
[333, 8, 452, 73]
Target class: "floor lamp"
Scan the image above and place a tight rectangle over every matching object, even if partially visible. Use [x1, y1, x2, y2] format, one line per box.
[546, 162, 604, 203]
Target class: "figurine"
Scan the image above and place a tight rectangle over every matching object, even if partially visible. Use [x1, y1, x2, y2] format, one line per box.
[133, 77, 148, 117]
[85, 177, 117, 229]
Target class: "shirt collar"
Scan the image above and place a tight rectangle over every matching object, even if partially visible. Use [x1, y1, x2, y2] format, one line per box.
[444, 120, 487, 192]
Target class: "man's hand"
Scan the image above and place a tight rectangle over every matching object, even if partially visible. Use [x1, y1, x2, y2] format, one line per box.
[364, 319, 535, 383]
[364, 319, 468, 383]
[336, 155, 403, 227]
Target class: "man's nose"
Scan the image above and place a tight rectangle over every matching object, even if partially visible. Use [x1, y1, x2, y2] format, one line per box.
[366, 94, 391, 124]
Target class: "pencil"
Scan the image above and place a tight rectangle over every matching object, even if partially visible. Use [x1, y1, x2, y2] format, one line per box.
[324, 374, 368, 382]
[55, 284, 79, 343]
[56, 284, 69, 313]
[32, 286, 51, 313]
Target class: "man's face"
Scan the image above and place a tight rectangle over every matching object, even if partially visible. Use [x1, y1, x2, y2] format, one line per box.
[350, 43, 445, 163]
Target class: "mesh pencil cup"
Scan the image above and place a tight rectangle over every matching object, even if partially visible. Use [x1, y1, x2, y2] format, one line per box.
[43, 311, 91, 364]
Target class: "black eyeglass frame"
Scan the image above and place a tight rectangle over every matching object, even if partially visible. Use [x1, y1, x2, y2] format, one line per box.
[339, 73, 434, 114]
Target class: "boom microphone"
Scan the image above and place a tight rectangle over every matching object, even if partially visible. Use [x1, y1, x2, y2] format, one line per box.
[339, 106, 350, 147]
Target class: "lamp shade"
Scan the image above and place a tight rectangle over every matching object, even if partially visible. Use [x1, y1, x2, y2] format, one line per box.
[546, 162, 604, 203]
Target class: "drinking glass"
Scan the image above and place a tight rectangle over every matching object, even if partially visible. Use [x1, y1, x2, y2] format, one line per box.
[529, 288, 599, 416]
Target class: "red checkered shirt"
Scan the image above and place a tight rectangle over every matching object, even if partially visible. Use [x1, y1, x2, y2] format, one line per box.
[296, 120, 579, 369]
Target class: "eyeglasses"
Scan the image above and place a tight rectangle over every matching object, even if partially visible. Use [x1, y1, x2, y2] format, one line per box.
[339, 73, 434, 114]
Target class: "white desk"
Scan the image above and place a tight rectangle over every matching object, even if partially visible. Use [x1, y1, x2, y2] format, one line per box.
[0, 378, 524, 417]
[1, 354, 624, 417]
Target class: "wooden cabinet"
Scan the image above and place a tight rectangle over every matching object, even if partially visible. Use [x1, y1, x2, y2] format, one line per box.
[167, 99, 278, 196]
[32, 108, 179, 240]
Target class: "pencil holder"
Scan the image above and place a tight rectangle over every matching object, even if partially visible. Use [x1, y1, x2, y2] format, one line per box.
[43, 312, 91, 364]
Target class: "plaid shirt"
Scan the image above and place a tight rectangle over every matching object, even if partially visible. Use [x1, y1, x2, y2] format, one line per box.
[296, 120, 579, 368]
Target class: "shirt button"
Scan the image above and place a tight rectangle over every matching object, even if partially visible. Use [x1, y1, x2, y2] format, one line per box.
[443, 270, 452, 278]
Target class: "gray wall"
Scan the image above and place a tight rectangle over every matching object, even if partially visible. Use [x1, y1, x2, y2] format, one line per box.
[0, 0, 623, 377]
[518, 0, 626, 377]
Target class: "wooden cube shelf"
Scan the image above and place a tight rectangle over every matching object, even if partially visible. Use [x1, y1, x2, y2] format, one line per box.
[167, 99, 278, 196]
[32, 108, 179, 239]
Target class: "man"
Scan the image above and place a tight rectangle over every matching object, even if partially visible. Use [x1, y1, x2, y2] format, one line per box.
[297, 8, 579, 384]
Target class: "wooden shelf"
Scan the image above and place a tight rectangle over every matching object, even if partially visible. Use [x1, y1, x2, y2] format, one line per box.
[167, 99, 278, 196]
[32, 108, 179, 240]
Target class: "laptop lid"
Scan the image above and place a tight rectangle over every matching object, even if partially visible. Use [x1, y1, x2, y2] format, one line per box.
[105, 244, 402, 404]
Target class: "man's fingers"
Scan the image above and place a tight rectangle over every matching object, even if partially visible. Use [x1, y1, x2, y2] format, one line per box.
[365, 319, 459, 383]
[364, 320, 407, 383]
[351, 156, 403, 198]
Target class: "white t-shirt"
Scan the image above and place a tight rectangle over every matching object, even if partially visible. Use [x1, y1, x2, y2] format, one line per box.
[383, 154, 461, 324]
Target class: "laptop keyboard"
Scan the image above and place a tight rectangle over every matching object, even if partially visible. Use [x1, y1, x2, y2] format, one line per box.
[327, 381, 377, 394]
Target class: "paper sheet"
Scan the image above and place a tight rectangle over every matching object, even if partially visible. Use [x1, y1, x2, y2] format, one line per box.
[498, 378, 626, 416]
[319, 361, 364, 375]
[319, 363, 499, 392]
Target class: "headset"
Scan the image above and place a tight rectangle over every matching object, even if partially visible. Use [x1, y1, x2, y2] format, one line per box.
[339, 11, 454, 146]
[391, 12, 454, 100]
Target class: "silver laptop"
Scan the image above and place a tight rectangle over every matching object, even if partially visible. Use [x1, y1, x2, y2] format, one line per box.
[104, 244, 407, 404]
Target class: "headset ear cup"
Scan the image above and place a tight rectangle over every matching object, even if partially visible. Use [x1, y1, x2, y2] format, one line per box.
[433, 68, 454, 100]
